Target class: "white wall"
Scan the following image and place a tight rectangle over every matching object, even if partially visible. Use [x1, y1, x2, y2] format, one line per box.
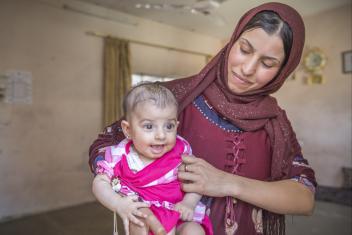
[0, 0, 221, 220]
[274, 5, 352, 187]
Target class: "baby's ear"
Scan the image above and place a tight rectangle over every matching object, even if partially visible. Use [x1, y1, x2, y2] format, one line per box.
[121, 120, 131, 139]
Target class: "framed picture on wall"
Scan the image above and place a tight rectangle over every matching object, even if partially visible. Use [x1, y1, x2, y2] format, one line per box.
[342, 50, 352, 73]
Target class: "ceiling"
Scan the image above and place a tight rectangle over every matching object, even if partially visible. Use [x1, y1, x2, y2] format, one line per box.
[76, 0, 351, 40]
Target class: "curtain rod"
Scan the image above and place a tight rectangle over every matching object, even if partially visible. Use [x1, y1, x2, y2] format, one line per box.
[86, 31, 213, 59]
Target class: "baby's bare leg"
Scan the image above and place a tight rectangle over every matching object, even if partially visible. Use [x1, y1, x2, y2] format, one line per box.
[176, 222, 205, 235]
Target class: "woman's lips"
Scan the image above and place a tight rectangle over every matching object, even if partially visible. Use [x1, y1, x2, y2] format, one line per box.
[231, 71, 253, 85]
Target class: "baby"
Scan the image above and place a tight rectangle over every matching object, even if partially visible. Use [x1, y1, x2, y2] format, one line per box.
[92, 82, 212, 235]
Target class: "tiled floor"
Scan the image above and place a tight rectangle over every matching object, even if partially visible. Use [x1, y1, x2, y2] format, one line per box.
[0, 200, 351, 235]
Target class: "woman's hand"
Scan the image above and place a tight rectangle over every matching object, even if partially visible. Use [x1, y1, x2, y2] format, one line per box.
[116, 195, 150, 235]
[178, 155, 229, 197]
[92, 174, 150, 235]
[177, 156, 315, 215]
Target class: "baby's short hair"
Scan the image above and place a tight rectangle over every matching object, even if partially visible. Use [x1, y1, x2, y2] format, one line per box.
[123, 82, 178, 119]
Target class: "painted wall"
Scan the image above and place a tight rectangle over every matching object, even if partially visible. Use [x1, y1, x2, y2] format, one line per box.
[0, 0, 221, 220]
[274, 4, 352, 187]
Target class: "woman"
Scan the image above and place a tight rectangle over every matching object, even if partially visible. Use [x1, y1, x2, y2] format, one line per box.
[89, 2, 316, 235]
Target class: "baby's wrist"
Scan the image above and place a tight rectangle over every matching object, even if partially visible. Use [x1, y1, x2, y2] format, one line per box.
[180, 201, 196, 210]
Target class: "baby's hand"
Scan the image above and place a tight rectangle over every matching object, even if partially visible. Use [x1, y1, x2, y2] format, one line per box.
[174, 201, 195, 221]
[116, 195, 149, 235]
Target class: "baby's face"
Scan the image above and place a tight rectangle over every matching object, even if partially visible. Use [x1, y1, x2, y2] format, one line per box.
[126, 101, 178, 165]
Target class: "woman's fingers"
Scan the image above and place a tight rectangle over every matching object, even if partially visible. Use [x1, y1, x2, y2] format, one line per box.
[178, 163, 187, 173]
[123, 218, 130, 235]
[181, 154, 229, 197]
[181, 182, 203, 194]
[129, 213, 145, 227]
[133, 209, 148, 218]
[129, 195, 139, 202]
[181, 155, 209, 172]
[178, 171, 202, 182]
[181, 154, 200, 164]
[134, 201, 150, 209]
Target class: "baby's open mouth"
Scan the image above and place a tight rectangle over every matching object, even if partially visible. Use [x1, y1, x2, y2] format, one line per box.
[150, 144, 165, 154]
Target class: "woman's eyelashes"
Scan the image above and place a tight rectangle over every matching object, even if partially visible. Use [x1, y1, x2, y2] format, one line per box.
[239, 39, 252, 54]
[261, 61, 274, 68]
[261, 58, 281, 68]
[240, 45, 251, 54]
[240, 46, 277, 69]
[240, 48, 250, 54]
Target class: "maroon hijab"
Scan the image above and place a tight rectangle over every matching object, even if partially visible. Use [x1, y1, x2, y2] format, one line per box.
[164, 2, 305, 181]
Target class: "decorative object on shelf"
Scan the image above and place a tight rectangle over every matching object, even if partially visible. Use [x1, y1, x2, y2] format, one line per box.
[342, 50, 352, 74]
[303, 47, 327, 84]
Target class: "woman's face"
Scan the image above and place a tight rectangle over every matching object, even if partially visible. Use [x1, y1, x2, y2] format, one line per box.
[227, 28, 285, 94]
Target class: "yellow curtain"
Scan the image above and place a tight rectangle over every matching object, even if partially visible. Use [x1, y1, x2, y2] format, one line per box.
[103, 37, 131, 127]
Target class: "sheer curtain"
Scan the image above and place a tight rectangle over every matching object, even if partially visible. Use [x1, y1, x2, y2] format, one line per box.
[103, 37, 131, 127]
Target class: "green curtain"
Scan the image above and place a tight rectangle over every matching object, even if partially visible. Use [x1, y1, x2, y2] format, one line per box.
[103, 37, 131, 127]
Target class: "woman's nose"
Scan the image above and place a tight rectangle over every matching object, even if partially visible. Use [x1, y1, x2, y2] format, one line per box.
[242, 57, 257, 76]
